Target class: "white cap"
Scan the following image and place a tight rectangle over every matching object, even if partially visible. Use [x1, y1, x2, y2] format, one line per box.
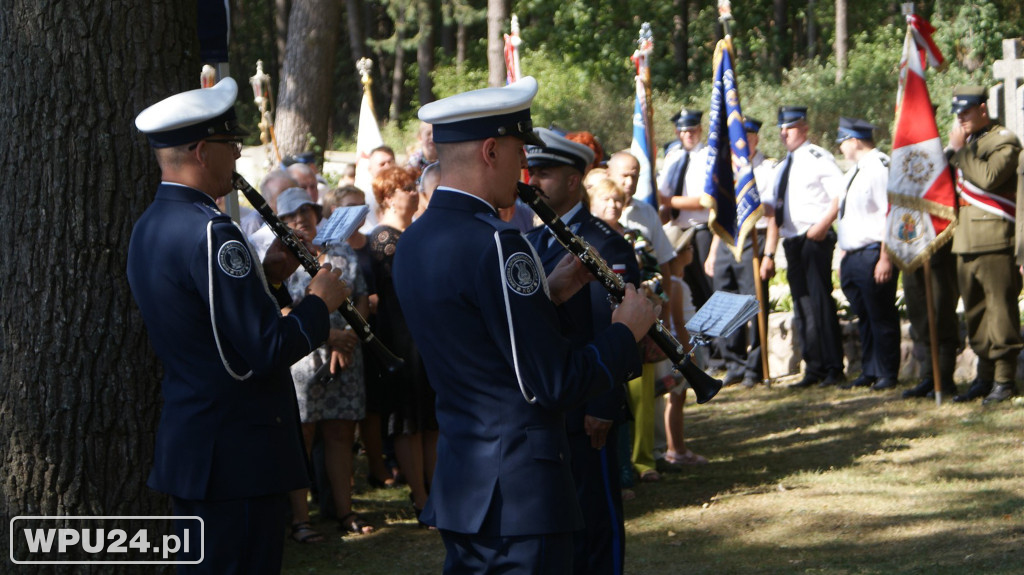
[525, 127, 595, 173]
[418, 77, 543, 146]
[135, 77, 248, 148]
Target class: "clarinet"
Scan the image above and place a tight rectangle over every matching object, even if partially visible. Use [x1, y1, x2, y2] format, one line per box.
[517, 182, 722, 404]
[233, 172, 404, 373]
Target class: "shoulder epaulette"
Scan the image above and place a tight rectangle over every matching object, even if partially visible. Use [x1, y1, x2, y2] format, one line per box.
[193, 201, 231, 221]
[807, 146, 826, 159]
[474, 211, 519, 233]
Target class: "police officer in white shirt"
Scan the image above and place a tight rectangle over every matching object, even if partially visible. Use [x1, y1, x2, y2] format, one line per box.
[657, 109, 713, 310]
[834, 117, 901, 391]
[760, 106, 846, 389]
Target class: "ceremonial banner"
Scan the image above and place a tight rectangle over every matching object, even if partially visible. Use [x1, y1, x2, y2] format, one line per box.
[355, 58, 384, 230]
[702, 38, 761, 261]
[885, 15, 956, 271]
[629, 24, 657, 206]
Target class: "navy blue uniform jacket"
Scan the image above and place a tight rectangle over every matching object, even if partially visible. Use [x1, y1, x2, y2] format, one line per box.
[525, 207, 640, 430]
[393, 188, 641, 536]
[127, 183, 329, 501]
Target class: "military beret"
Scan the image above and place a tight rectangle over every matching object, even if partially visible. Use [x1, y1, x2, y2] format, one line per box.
[525, 127, 596, 174]
[418, 76, 544, 146]
[135, 78, 249, 148]
[777, 106, 808, 128]
[951, 85, 987, 114]
[835, 117, 876, 143]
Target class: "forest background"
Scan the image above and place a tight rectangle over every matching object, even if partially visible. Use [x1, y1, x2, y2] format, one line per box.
[233, 0, 1023, 163]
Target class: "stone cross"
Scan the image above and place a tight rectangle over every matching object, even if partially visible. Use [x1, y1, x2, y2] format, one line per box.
[991, 38, 1024, 140]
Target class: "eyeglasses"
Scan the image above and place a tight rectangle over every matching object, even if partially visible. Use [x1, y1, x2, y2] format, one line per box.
[189, 139, 243, 154]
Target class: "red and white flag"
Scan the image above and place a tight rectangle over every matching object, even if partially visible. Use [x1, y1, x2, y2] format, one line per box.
[885, 16, 956, 271]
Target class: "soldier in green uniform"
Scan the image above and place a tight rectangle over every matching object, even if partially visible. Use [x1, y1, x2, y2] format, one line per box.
[947, 86, 1023, 404]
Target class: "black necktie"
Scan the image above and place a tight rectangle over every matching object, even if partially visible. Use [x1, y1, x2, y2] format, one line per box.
[671, 152, 690, 220]
[775, 154, 793, 228]
[839, 165, 860, 220]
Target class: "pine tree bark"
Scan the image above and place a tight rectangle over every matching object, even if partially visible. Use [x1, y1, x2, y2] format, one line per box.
[346, 0, 366, 62]
[275, 0, 290, 77]
[673, 0, 690, 83]
[486, 0, 507, 87]
[417, 0, 436, 106]
[389, 6, 408, 122]
[835, 0, 848, 84]
[0, 0, 195, 571]
[276, 0, 342, 157]
[772, 0, 790, 80]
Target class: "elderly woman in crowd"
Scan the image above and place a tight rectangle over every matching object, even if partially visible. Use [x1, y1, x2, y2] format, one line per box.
[276, 187, 375, 541]
[369, 167, 438, 523]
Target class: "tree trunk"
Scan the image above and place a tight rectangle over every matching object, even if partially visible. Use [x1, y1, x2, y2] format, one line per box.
[835, 0, 848, 84]
[457, 19, 467, 73]
[276, 0, 342, 157]
[441, 0, 455, 57]
[673, 0, 690, 84]
[806, 0, 817, 59]
[0, 0, 191, 569]
[417, 0, 435, 106]
[772, 0, 789, 80]
[275, 0, 290, 78]
[389, 6, 407, 122]
[486, 0, 507, 87]
[346, 0, 366, 61]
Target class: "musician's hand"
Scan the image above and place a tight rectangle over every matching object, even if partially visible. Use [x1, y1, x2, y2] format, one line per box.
[547, 253, 594, 306]
[307, 263, 350, 312]
[584, 416, 612, 449]
[262, 237, 302, 284]
[613, 283, 660, 342]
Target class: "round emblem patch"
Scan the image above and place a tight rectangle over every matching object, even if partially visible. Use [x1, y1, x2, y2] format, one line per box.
[504, 252, 540, 296]
[217, 240, 252, 278]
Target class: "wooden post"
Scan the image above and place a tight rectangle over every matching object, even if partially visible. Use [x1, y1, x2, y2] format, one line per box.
[922, 259, 944, 405]
[750, 228, 771, 384]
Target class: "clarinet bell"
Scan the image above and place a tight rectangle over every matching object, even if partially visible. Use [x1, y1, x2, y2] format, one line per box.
[677, 355, 723, 404]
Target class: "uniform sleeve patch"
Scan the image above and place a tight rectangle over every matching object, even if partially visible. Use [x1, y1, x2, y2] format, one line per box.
[217, 240, 252, 278]
[504, 252, 541, 296]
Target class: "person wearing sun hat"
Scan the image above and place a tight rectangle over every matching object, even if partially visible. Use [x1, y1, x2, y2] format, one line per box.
[127, 77, 350, 571]
[392, 77, 658, 573]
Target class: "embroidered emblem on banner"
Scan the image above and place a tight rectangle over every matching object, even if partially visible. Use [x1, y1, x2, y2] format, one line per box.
[895, 212, 922, 244]
[504, 252, 540, 296]
[900, 149, 933, 186]
[218, 240, 252, 278]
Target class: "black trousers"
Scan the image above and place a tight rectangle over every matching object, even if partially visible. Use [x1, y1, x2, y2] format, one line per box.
[901, 242, 961, 384]
[172, 493, 289, 575]
[840, 245, 901, 379]
[682, 227, 714, 312]
[783, 231, 845, 379]
[568, 424, 624, 575]
[712, 234, 764, 379]
[441, 530, 573, 575]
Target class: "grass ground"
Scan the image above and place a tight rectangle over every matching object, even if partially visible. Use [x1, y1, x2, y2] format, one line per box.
[282, 377, 1023, 574]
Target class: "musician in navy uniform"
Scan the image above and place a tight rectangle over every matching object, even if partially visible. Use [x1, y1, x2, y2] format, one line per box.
[523, 128, 639, 575]
[760, 106, 847, 389]
[833, 117, 901, 392]
[128, 78, 349, 574]
[392, 77, 658, 574]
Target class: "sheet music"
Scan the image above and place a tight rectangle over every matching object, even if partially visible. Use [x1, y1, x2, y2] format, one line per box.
[685, 290, 760, 340]
[313, 205, 370, 248]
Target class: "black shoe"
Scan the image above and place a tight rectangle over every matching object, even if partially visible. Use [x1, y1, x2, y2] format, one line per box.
[982, 382, 1017, 404]
[790, 375, 821, 389]
[903, 379, 933, 399]
[840, 374, 875, 390]
[871, 377, 898, 391]
[824, 371, 846, 386]
[953, 379, 992, 403]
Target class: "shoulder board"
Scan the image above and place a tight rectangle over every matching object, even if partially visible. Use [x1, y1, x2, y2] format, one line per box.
[590, 217, 618, 238]
[474, 211, 519, 233]
[193, 201, 231, 221]
[807, 145, 827, 159]
[878, 154, 890, 168]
